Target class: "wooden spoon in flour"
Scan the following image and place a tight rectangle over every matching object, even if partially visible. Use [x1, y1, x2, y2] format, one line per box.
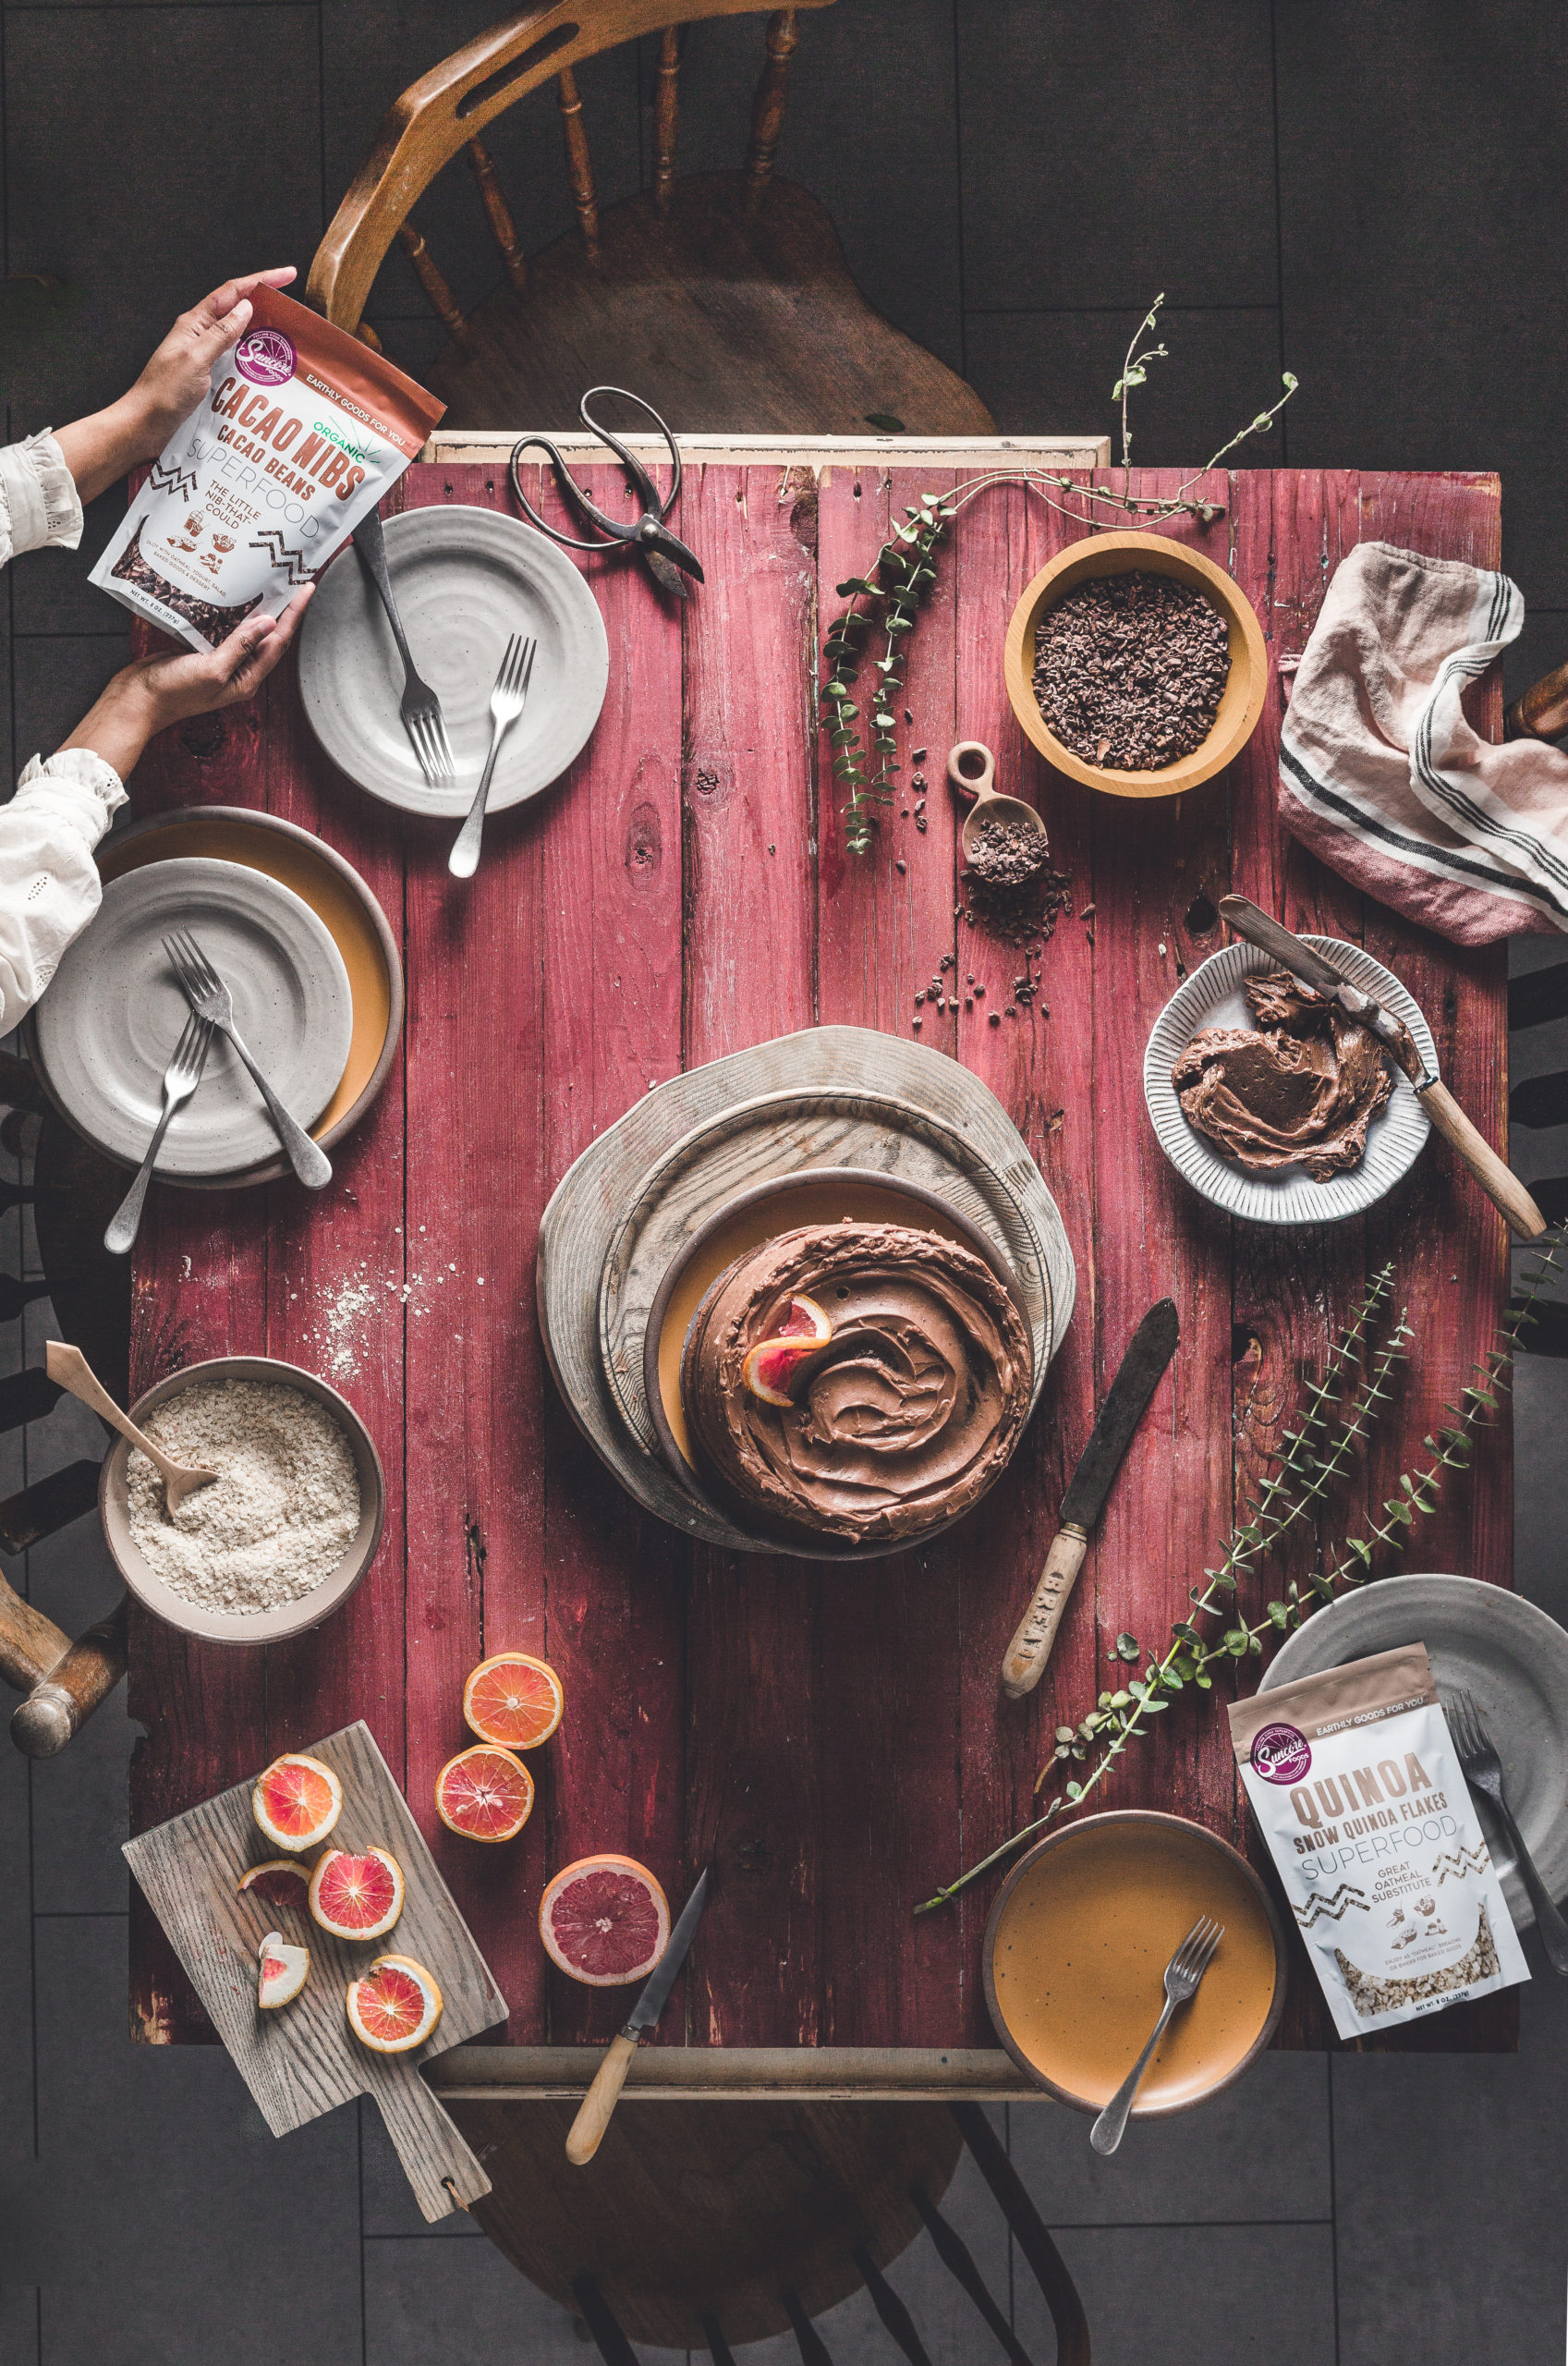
[45, 1342, 219, 1512]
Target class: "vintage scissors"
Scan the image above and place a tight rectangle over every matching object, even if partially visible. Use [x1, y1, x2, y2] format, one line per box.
[509, 387, 703, 599]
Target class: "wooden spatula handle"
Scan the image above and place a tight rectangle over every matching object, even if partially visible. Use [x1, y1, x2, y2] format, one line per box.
[1417, 1080, 1547, 1239]
[377, 2066, 492, 2222]
[566, 2031, 638, 2165]
[1002, 1526, 1089, 1699]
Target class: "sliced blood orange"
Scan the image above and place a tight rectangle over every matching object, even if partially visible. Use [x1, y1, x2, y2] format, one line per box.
[252, 1753, 343, 1853]
[257, 1930, 310, 2009]
[539, 1854, 670, 1986]
[743, 1295, 834, 1406]
[238, 1860, 312, 1912]
[775, 1294, 833, 1348]
[346, 1954, 443, 2053]
[462, 1653, 565, 1750]
[435, 1744, 535, 1842]
[309, 1845, 405, 1940]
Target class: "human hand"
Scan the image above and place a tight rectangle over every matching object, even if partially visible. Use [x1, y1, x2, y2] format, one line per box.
[58, 587, 313, 778]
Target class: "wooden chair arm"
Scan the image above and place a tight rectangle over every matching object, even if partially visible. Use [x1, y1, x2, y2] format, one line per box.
[307, 0, 836, 335]
[11, 1596, 128, 1758]
[1505, 658, 1568, 742]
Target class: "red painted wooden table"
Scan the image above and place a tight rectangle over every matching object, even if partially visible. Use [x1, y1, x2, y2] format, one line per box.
[128, 456, 1513, 2061]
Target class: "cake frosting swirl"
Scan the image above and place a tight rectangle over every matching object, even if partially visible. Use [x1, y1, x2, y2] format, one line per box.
[680, 1220, 1033, 1546]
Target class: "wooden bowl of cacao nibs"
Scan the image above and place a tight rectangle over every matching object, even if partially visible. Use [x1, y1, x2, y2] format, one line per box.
[1003, 530, 1269, 799]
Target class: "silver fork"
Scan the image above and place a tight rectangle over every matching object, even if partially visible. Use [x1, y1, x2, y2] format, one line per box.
[162, 930, 333, 1191]
[448, 632, 538, 880]
[1444, 1685, 1568, 1975]
[352, 511, 455, 786]
[103, 1012, 213, 1255]
[1090, 1914, 1223, 2155]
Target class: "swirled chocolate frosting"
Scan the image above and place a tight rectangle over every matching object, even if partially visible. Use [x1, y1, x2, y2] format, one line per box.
[1173, 970, 1393, 1181]
[680, 1221, 1033, 1545]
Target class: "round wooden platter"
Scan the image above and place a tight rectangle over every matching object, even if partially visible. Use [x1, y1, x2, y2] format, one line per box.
[537, 1025, 1076, 1557]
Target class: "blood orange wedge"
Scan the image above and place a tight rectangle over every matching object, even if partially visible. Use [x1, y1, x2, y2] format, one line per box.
[742, 1294, 833, 1406]
[539, 1854, 670, 1986]
[309, 1845, 405, 1940]
[462, 1653, 565, 1750]
[346, 1954, 443, 2053]
[238, 1860, 312, 1912]
[252, 1753, 343, 1853]
[435, 1744, 535, 1842]
[257, 1931, 310, 2009]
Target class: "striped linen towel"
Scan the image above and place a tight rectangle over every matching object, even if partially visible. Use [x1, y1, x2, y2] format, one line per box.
[1280, 540, 1567, 944]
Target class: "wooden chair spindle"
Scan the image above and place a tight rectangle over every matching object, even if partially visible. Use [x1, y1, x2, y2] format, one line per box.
[1505, 658, 1568, 742]
[396, 219, 467, 337]
[745, 7, 797, 205]
[556, 67, 602, 252]
[782, 2289, 835, 2365]
[354, 321, 383, 352]
[468, 138, 529, 293]
[851, 2244, 935, 2366]
[652, 25, 681, 216]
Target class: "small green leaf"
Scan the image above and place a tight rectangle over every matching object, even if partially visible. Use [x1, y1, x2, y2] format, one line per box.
[1116, 1633, 1141, 1662]
[864, 411, 905, 434]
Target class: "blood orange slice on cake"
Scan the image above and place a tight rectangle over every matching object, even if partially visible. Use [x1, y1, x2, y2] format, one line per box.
[435, 1745, 535, 1842]
[252, 1753, 343, 1852]
[539, 1854, 670, 1986]
[238, 1859, 313, 1912]
[308, 1845, 405, 1940]
[462, 1653, 565, 1750]
[346, 1955, 443, 2053]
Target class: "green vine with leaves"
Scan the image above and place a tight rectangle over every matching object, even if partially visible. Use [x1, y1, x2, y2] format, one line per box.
[915, 1228, 1563, 1916]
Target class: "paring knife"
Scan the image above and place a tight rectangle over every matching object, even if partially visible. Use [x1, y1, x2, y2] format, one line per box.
[1001, 1299, 1180, 1699]
[565, 1866, 711, 2166]
[1217, 896, 1548, 1240]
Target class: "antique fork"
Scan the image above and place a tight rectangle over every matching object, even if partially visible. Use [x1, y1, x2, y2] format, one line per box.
[448, 632, 538, 880]
[103, 1011, 213, 1255]
[1090, 1914, 1223, 2155]
[162, 930, 332, 1191]
[1444, 1685, 1568, 1975]
[352, 511, 455, 786]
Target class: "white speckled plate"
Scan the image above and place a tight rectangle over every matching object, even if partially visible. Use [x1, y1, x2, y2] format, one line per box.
[33, 858, 352, 1177]
[297, 506, 608, 817]
[1261, 1575, 1568, 1930]
[1144, 935, 1435, 1226]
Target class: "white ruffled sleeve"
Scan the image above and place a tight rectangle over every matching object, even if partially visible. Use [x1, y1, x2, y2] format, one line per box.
[0, 751, 128, 1031]
[0, 433, 84, 568]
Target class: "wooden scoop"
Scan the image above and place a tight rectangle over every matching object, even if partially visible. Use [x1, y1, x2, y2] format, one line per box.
[45, 1341, 219, 1512]
[948, 741, 1050, 868]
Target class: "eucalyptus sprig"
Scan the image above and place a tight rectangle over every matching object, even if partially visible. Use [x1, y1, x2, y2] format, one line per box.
[822, 493, 955, 856]
[914, 1229, 1562, 1916]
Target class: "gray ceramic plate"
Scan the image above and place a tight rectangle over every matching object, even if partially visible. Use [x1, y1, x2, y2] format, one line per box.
[1260, 1574, 1568, 1928]
[297, 506, 609, 817]
[33, 858, 353, 1177]
[1144, 936, 1435, 1226]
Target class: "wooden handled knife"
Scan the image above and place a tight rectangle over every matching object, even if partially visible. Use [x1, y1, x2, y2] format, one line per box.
[1001, 1299, 1179, 1699]
[1217, 896, 1547, 1240]
[565, 1867, 711, 2165]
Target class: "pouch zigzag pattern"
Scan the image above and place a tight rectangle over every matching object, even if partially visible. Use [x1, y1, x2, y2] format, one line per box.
[249, 528, 315, 587]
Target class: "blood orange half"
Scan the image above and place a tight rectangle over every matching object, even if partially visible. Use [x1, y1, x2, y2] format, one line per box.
[309, 1846, 405, 1940]
[435, 1745, 534, 1842]
[346, 1954, 443, 2053]
[252, 1753, 343, 1852]
[238, 1860, 312, 1912]
[462, 1653, 565, 1750]
[539, 1854, 670, 1987]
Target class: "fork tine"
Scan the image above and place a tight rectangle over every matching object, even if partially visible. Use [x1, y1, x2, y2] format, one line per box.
[178, 929, 219, 991]
[427, 709, 456, 779]
[404, 711, 438, 784]
[518, 637, 538, 695]
[1193, 1921, 1224, 1976]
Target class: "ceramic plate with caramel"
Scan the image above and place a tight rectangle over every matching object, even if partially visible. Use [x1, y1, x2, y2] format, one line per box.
[983, 1811, 1285, 2116]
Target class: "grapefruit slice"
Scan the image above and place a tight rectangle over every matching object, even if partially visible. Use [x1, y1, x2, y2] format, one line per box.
[238, 1860, 312, 1912]
[742, 1295, 834, 1407]
[257, 1930, 310, 2009]
[435, 1744, 535, 1842]
[462, 1653, 565, 1750]
[252, 1753, 343, 1853]
[539, 1854, 670, 1987]
[309, 1845, 405, 1940]
[346, 1954, 443, 2053]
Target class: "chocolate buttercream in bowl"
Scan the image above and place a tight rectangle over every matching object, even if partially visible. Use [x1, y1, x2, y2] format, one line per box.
[1172, 970, 1393, 1182]
[681, 1221, 1033, 1547]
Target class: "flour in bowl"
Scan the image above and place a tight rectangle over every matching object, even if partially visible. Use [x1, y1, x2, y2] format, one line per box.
[127, 1379, 360, 1616]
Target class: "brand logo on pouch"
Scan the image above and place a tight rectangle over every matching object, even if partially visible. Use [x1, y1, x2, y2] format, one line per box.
[1251, 1722, 1311, 1784]
[235, 327, 297, 386]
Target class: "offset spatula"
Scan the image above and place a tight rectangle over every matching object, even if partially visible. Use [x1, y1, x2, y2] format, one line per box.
[1217, 896, 1547, 1239]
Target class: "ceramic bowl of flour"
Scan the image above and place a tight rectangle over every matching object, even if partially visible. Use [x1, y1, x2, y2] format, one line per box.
[98, 1357, 385, 1644]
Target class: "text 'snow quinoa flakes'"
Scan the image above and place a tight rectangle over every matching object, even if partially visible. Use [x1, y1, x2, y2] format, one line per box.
[91, 288, 444, 652]
[1229, 1643, 1528, 2040]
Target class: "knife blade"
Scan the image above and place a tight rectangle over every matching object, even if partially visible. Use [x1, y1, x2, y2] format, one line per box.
[1216, 896, 1548, 1240]
[1002, 1299, 1179, 1700]
[565, 1867, 711, 2165]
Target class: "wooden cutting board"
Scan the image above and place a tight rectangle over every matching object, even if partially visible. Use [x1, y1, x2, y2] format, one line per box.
[124, 1720, 507, 2220]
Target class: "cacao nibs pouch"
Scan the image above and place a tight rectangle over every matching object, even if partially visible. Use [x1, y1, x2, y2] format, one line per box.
[1230, 1641, 1528, 2039]
[91, 288, 444, 653]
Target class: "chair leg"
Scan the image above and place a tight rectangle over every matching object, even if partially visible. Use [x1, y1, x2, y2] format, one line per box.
[949, 2104, 1091, 2366]
[782, 2287, 835, 2363]
[912, 2181, 1035, 2365]
[11, 1595, 128, 1758]
[571, 2273, 639, 2366]
[852, 2242, 933, 2365]
[700, 2311, 737, 2365]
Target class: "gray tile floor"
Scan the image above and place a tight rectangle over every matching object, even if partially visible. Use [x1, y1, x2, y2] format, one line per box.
[3, 2, 1568, 2357]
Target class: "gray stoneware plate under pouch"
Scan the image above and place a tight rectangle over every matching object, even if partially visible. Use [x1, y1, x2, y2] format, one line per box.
[31, 857, 353, 1178]
[1144, 934, 1435, 1226]
[1260, 1573, 1568, 1930]
[298, 506, 609, 818]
